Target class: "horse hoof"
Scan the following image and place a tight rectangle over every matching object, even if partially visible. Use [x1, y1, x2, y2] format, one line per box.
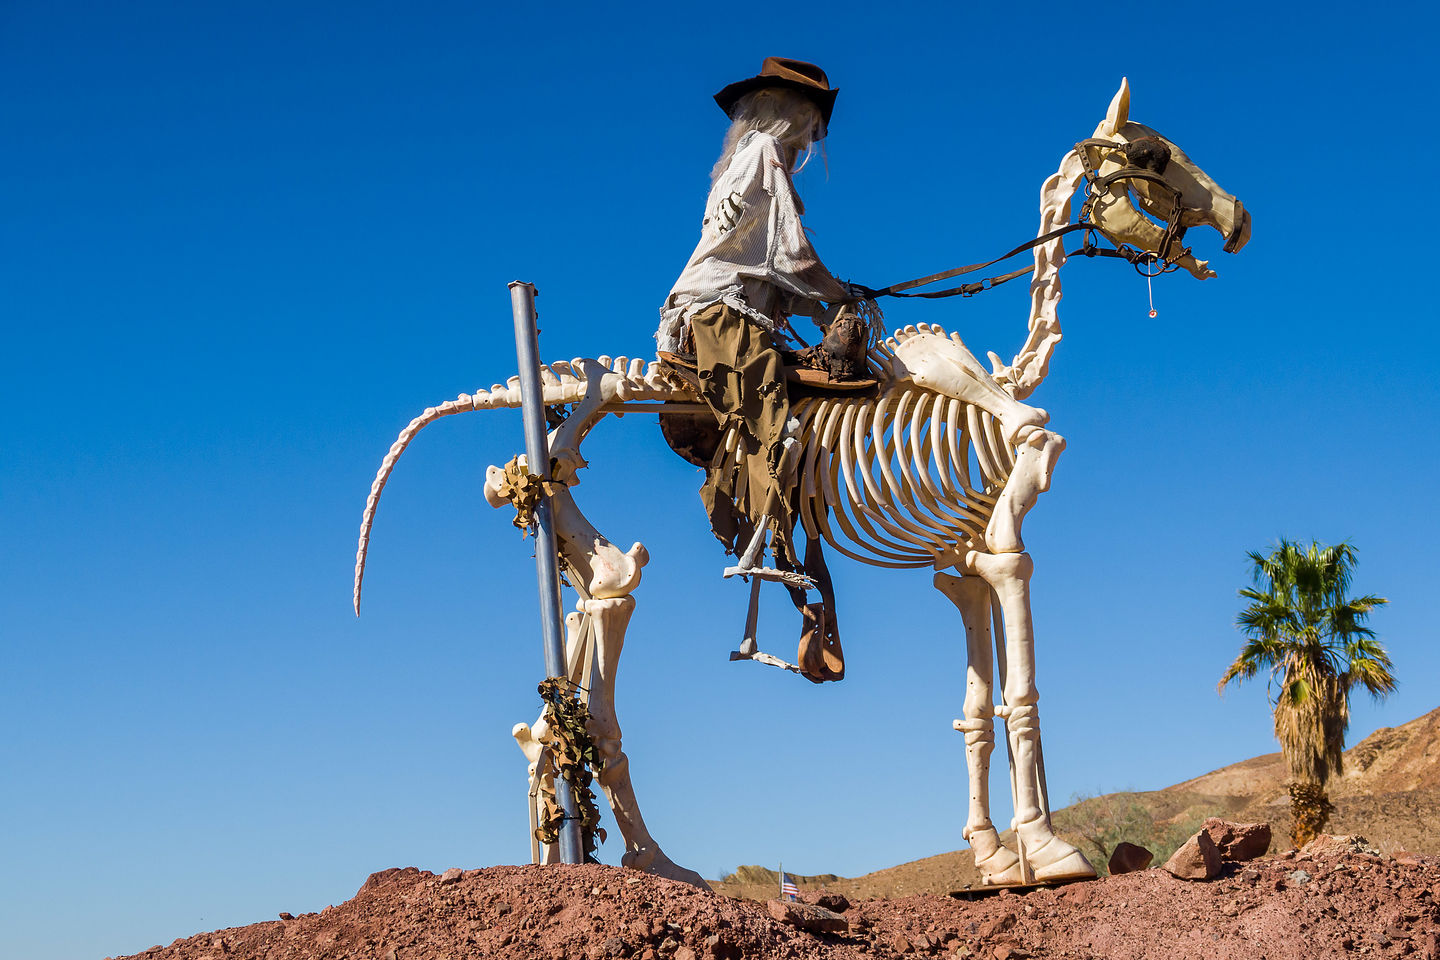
[1034, 849, 1098, 882]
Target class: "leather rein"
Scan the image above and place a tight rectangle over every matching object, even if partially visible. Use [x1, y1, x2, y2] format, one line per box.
[871, 138, 1197, 301]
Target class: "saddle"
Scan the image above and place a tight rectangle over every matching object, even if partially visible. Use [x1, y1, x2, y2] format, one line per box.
[658, 293, 880, 394]
[783, 307, 878, 391]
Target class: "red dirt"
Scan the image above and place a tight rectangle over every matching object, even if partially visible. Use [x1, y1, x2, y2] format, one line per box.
[113, 841, 1440, 960]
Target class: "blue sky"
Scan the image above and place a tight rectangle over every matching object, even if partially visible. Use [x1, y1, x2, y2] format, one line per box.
[4, 2, 1438, 957]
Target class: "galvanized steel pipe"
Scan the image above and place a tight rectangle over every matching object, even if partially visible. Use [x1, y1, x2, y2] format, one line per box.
[508, 281, 583, 866]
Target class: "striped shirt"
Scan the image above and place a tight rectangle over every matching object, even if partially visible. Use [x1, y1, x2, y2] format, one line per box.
[657, 131, 849, 354]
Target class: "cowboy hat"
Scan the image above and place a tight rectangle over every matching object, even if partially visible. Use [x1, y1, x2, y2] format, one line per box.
[713, 57, 838, 129]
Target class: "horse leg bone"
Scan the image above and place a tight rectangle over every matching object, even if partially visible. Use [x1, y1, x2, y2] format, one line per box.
[511, 606, 593, 865]
[485, 460, 648, 601]
[934, 572, 1023, 885]
[991, 600, 1033, 885]
[967, 550, 1096, 882]
[499, 432, 700, 882]
[722, 437, 815, 590]
[737, 575, 761, 657]
[585, 595, 709, 888]
[511, 720, 557, 864]
[985, 429, 1065, 555]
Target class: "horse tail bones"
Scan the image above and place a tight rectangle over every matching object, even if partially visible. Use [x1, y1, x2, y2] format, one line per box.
[353, 355, 673, 616]
[351, 78, 1249, 887]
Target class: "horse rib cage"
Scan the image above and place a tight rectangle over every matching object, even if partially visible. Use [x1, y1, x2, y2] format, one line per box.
[717, 389, 1016, 569]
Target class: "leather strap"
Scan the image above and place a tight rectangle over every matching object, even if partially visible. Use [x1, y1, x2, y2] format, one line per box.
[874, 222, 1098, 299]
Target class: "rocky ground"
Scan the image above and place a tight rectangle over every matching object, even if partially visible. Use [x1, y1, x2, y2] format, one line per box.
[115, 837, 1439, 960]
[110, 707, 1440, 959]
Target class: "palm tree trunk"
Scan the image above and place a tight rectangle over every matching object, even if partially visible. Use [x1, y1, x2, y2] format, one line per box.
[1287, 779, 1334, 848]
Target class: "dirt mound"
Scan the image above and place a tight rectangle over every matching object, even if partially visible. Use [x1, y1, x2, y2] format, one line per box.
[114, 846, 1439, 960]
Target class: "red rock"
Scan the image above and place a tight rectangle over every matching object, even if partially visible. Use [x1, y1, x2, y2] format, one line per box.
[439, 867, 463, 885]
[1201, 818, 1272, 862]
[360, 867, 420, 894]
[1162, 830, 1222, 880]
[890, 932, 914, 953]
[765, 899, 848, 934]
[1108, 842, 1154, 875]
[977, 912, 1016, 938]
[673, 948, 697, 960]
[815, 892, 850, 912]
[1300, 835, 1381, 859]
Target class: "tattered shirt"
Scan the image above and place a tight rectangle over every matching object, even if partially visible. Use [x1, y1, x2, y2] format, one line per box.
[656, 131, 849, 354]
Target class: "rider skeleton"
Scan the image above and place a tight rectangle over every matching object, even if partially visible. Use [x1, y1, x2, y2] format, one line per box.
[657, 57, 864, 581]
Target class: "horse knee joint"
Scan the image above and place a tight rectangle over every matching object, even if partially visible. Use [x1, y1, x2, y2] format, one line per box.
[965, 550, 1033, 584]
[963, 680, 994, 719]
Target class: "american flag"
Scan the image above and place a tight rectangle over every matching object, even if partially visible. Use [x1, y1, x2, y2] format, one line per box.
[780, 870, 798, 900]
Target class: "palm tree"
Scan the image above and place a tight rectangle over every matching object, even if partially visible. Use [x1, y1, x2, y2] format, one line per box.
[1218, 539, 1395, 847]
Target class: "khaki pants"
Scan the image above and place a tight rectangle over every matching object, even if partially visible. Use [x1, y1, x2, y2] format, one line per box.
[689, 303, 797, 565]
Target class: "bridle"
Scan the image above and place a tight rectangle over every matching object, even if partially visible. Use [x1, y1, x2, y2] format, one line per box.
[1075, 136, 1190, 277]
[874, 136, 1241, 298]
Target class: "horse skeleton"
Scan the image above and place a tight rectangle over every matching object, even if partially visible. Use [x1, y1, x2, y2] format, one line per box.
[352, 79, 1250, 887]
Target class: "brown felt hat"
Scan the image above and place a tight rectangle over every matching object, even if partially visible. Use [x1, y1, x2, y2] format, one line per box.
[713, 57, 838, 130]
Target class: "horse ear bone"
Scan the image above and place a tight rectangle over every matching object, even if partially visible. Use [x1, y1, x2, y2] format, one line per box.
[1103, 77, 1130, 135]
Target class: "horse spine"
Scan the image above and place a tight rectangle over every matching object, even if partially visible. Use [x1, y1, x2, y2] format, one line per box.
[353, 358, 690, 613]
[990, 149, 1087, 401]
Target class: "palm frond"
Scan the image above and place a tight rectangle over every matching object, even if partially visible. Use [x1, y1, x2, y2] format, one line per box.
[1221, 538, 1393, 790]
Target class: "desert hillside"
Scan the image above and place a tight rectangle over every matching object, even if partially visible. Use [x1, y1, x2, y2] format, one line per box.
[713, 705, 1440, 900]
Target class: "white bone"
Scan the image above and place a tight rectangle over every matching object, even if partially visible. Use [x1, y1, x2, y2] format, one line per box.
[1102, 77, 1130, 137]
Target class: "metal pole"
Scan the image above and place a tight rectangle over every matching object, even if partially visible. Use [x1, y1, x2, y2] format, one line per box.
[508, 280, 583, 865]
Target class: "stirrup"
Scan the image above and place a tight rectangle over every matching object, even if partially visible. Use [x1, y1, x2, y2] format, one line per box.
[728, 642, 803, 674]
